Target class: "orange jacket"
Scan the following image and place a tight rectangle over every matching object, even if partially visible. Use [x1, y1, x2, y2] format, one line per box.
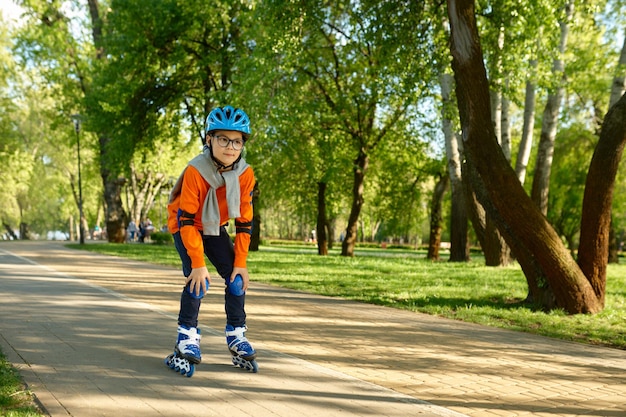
[167, 164, 255, 269]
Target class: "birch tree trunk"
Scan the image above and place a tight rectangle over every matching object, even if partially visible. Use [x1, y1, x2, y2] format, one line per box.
[530, 1, 574, 215]
[609, 36, 626, 108]
[515, 58, 538, 184]
[501, 78, 511, 162]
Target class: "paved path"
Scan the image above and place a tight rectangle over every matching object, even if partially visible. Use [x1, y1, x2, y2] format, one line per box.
[0, 241, 625, 417]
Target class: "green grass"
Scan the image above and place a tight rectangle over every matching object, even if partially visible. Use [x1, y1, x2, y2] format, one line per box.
[68, 242, 626, 350]
[0, 351, 43, 417]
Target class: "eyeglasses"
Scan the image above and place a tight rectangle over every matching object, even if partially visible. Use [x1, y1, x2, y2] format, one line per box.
[212, 135, 244, 151]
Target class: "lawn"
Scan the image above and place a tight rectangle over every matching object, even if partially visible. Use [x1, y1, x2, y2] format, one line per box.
[68, 242, 626, 350]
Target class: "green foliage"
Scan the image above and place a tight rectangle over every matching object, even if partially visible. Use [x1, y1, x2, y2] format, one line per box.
[547, 124, 596, 248]
[247, 0, 442, 241]
[4, 0, 626, 277]
[149, 231, 173, 245]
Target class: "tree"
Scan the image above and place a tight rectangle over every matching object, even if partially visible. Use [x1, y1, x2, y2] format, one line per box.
[440, 73, 470, 262]
[257, 0, 435, 255]
[426, 171, 449, 261]
[446, 0, 622, 314]
[530, 1, 574, 216]
[89, 0, 257, 239]
[13, 0, 127, 241]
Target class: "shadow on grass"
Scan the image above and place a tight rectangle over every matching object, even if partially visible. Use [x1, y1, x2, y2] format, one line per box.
[359, 294, 531, 312]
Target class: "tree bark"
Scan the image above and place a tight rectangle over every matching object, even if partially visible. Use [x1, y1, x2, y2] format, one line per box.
[440, 73, 470, 262]
[501, 78, 511, 162]
[530, 1, 573, 215]
[341, 148, 368, 257]
[607, 35, 626, 263]
[515, 59, 537, 185]
[316, 181, 329, 255]
[427, 173, 450, 261]
[102, 170, 127, 243]
[577, 92, 626, 308]
[447, 0, 602, 314]
[484, 31, 511, 266]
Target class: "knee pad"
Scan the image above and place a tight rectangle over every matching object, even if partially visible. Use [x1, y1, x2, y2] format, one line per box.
[186, 278, 210, 299]
[227, 274, 245, 296]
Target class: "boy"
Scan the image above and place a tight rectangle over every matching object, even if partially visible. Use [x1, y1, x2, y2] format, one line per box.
[165, 106, 257, 374]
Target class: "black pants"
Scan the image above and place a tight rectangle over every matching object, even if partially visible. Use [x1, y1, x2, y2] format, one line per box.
[173, 228, 246, 328]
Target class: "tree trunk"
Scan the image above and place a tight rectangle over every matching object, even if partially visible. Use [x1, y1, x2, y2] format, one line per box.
[102, 168, 127, 243]
[487, 57, 512, 265]
[427, 173, 450, 261]
[606, 35, 626, 263]
[609, 35, 626, 108]
[530, 1, 573, 215]
[327, 218, 335, 250]
[577, 92, 626, 309]
[515, 59, 537, 185]
[447, 0, 602, 314]
[341, 148, 368, 257]
[19, 222, 31, 240]
[462, 160, 486, 253]
[517, 60, 538, 299]
[127, 165, 168, 228]
[449, 168, 470, 262]
[463, 157, 512, 266]
[608, 225, 618, 264]
[501, 79, 511, 162]
[441, 73, 470, 262]
[483, 218, 511, 266]
[316, 182, 328, 255]
[3, 223, 18, 240]
[86, 0, 128, 243]
[490, 89, 501, 147]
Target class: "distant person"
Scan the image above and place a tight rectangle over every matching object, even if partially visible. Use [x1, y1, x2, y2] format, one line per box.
[127, 220, 137, 242]
[138, 221, 145, 243]
[164, 105, 258, 375]
[144, 218, 155, 241]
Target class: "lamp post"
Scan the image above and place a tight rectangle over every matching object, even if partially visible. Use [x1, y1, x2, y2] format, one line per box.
[72, 114, 85, 245]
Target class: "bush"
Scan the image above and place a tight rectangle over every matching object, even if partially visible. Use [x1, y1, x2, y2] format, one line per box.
[150, 231, 173, 245]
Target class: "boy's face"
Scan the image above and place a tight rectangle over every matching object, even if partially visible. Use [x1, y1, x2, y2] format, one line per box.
[209, 130, 244, 167]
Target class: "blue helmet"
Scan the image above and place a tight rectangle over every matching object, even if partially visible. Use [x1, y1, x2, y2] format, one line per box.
[206, 106, 251, 137]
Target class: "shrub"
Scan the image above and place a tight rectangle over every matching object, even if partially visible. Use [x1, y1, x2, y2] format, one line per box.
[150, 231, 173, 245]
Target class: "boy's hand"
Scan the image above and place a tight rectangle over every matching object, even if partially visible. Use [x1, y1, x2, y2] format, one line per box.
[186, 267, 211, 296]
[231, 267, 250, 291]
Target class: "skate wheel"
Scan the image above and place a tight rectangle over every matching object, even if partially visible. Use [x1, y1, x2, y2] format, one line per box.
[249, 360, 259, 373]
[231, 355, 259, 373]
[165, 353, 195, 377]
